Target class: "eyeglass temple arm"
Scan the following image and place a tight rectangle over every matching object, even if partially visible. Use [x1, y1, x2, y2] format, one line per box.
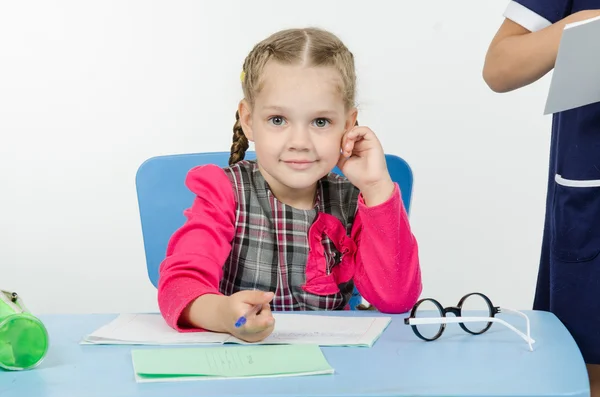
[407, 316, 534, 351]
[498, 306, 531, 344]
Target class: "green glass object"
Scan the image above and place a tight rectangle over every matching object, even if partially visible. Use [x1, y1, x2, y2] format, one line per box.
[0, 290, 49, 370]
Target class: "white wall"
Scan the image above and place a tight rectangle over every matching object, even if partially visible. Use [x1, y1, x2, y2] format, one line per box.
[0, 0, 554, 315]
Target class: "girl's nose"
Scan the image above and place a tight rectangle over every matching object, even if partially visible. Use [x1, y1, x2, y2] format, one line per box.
[287, 126, 311, 151]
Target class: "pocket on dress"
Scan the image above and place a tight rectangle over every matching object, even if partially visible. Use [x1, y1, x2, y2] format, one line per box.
[552, 174, 600, 262]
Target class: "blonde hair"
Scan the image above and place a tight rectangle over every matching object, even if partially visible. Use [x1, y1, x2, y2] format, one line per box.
[229, 27, 357, 165]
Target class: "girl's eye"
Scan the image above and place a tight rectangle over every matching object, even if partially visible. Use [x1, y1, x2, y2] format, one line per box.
[269, 116, 286, 126]
[313, 118, 330, 128]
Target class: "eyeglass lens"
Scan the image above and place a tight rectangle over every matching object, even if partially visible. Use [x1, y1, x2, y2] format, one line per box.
[413, 299, 444, 340]
[457, 293, 493, 334]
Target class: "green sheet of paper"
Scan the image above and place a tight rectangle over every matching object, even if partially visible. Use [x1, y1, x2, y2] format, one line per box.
[131, 344, 334, 382]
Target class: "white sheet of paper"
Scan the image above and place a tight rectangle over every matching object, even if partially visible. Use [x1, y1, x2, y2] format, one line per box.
[544, 15, 600, 114]
[81, 313, 391, 347]
[226, 313, 391, 347]
[81, 313, 229, 345]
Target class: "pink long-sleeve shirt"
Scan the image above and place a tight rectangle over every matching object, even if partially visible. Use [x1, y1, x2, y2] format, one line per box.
[158, 160, 421, 331]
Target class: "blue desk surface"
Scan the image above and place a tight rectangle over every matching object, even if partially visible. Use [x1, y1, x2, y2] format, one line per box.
[0, 310, 589, 397]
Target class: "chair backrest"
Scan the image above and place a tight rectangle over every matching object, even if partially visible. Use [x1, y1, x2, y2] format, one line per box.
[135, 151, 413, 288]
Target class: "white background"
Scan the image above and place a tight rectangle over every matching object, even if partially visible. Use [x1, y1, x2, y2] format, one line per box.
[0, 0, 554, 315]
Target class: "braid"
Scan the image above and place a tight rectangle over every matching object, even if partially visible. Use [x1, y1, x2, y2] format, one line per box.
[229, 110, 249, 165]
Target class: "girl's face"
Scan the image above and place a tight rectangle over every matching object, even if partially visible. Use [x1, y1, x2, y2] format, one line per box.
[239, 61, 357, 207]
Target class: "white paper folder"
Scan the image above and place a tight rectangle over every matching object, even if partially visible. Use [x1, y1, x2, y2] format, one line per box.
[544, 15, 600, 114]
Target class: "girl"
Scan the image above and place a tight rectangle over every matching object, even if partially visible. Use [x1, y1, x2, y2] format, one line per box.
[483, 2, 600, 394]
[157, 27, 421, 343]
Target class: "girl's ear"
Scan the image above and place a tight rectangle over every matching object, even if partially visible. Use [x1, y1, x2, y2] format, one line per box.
[345, 107, 358, 131]
[238, 99, 254, 142]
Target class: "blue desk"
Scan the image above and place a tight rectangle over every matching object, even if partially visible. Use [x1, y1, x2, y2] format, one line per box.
[0, 311, 589, 397]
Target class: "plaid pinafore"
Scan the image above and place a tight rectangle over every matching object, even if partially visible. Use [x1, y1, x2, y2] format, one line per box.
[219, 160, 360, 311]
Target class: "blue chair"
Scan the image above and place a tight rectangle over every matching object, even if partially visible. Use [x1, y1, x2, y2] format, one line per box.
[135, 151, 413, 309]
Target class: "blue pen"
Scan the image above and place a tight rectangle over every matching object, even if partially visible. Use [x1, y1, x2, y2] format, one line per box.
[234, 304, 262, 328]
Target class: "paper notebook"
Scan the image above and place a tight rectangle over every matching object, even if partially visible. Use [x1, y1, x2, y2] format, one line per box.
[82, 313, 391, 347]
[131, 344, 334, 383]
[544, 15, 600, 114]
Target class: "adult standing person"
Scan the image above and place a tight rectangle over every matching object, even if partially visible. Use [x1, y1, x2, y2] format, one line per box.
[483, 1, 600, 395]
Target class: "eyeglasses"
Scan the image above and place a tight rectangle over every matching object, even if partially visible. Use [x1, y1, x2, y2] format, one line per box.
[403, 292, 535, 351]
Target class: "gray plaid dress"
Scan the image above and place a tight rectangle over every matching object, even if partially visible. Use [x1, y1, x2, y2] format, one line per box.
[220, 160, 360, 311]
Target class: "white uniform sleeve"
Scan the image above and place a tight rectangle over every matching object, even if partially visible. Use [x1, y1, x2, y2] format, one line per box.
[503, 1, 552, 32]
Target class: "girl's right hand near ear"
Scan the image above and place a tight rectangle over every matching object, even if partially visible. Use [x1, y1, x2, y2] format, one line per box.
[221, 290, 275, 343]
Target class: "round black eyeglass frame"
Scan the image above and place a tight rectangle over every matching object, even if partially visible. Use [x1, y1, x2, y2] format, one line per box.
[403, 292, 501, 341]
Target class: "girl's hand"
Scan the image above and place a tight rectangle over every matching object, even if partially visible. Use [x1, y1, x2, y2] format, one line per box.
[222, 290, 275, 343]
[338, 126, 395, 206]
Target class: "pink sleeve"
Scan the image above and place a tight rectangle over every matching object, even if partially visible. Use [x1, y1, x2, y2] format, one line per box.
[157, 164, 236, 331]
[351, 183, 422, 313]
